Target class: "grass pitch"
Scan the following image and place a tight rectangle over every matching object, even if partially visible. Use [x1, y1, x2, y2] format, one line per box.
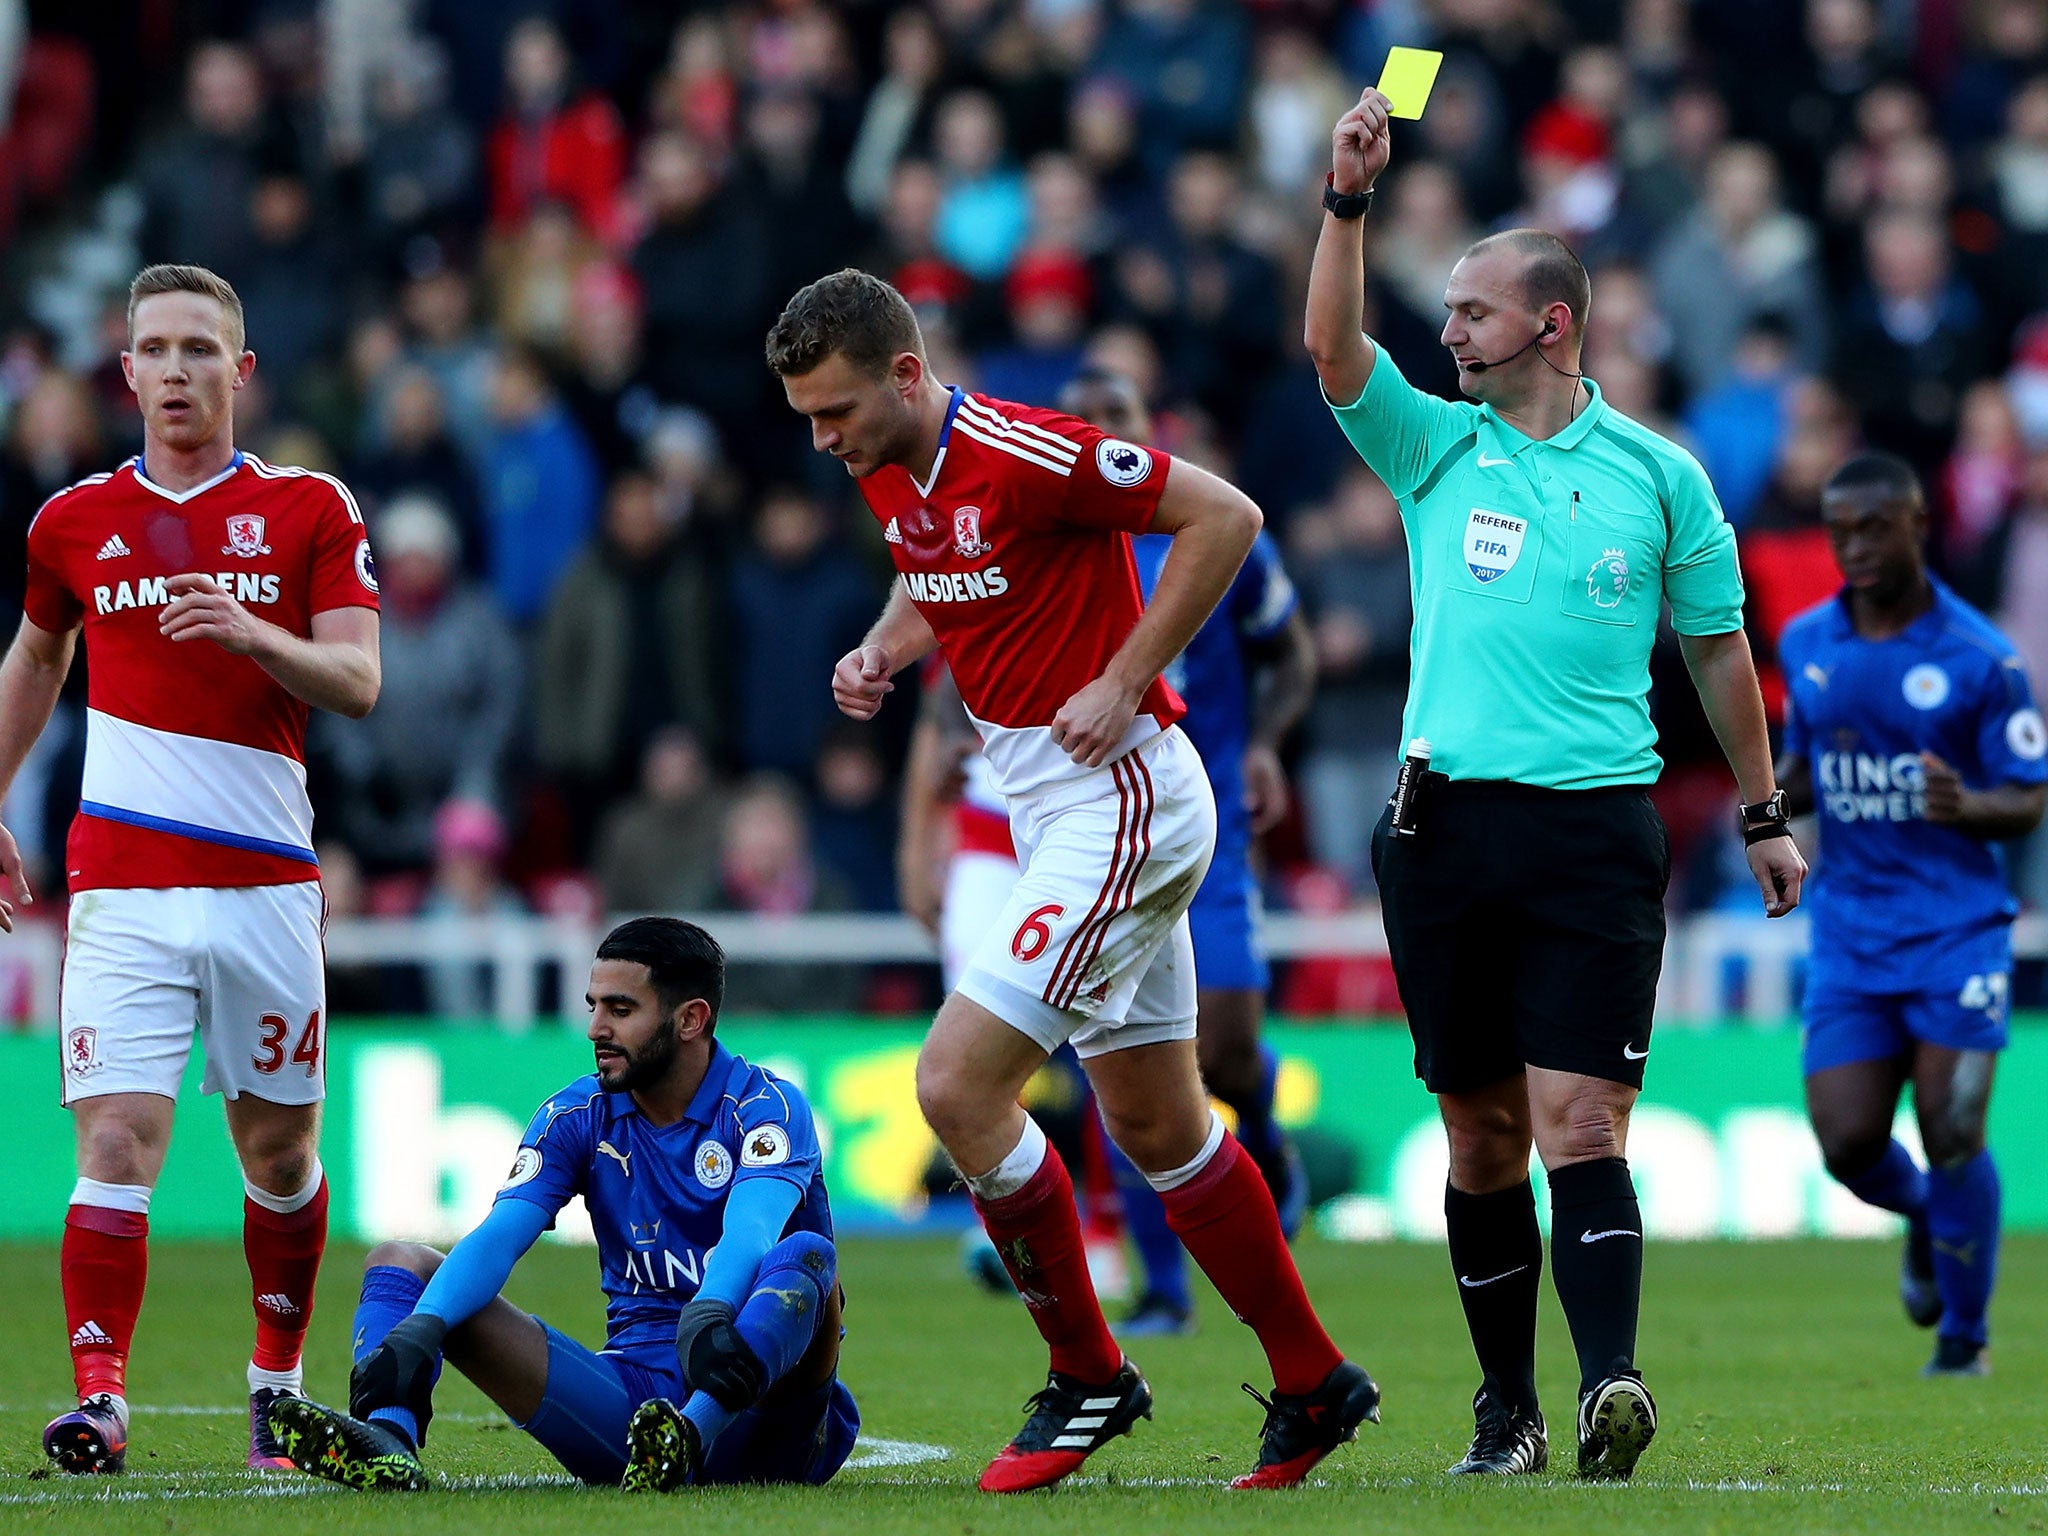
[1, 1234, 2044, 1534]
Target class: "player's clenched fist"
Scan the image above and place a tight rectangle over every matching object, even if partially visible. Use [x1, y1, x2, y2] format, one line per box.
[1919, 751, 1967, 823]
[1052, 676, 1142, 768]
[1332, 88, 1393, 194]
[832, 644, 895, 720]
[159, 572, 268, 655]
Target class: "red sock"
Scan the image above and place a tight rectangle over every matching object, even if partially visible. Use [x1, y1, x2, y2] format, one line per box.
[1159, 1133, 1342, 1394]
[973, 1147, 1122, 1383]
[63, 1205, 148, 1401]
[245, 1175, 328, 1373]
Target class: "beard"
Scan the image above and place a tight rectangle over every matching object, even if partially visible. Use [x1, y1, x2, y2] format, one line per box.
[597, 1013, 680, 1092]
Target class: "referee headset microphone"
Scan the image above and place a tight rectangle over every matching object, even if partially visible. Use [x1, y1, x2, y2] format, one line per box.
[1463, 315, 1588, 419]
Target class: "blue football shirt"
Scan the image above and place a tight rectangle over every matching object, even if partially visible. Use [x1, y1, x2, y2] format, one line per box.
[1780, 578, 2047, 990]
[493, 1042, 832, 1356]
[1133, 529, 1298, 861]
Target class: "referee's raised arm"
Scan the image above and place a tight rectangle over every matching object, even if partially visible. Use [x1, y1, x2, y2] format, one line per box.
[1304, 89, 1392, 408]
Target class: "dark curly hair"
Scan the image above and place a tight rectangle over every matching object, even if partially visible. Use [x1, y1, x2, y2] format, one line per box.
[765, 268, 925, 379]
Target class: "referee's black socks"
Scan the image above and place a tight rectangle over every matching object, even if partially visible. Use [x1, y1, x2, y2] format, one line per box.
[1547, 1156, 1643, 1395]
[1443, 1179, 1542, 1413]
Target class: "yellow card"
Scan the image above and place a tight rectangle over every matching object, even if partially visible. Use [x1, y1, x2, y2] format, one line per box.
[1376, 47, 1444, 120]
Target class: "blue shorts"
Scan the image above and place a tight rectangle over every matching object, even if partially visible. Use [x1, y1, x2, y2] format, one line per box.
[518, 1324, 859, 1486]
[1188, 857, 1267, 993]
[1801, 972, 2012, 1076]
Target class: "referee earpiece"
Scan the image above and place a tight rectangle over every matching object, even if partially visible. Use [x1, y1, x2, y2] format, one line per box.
[1539, 319, 1557, 339]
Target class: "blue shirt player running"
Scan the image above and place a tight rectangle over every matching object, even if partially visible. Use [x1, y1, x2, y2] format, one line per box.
[266, 918, 859, 1491]
[1776, 453, 2047, 1379]
[1062, 369, 1319, 1336]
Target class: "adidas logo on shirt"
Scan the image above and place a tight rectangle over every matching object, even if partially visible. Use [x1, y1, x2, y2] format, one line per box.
[95, 535, 131, 561]
[255, 1292, 300, 1316]
[71, 1320, 115, 1348]
[884, 518, 903, 545]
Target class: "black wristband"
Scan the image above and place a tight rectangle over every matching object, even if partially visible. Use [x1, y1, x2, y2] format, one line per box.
[1736, 788, 1789, 844]
[1323, 173, 1374, 219]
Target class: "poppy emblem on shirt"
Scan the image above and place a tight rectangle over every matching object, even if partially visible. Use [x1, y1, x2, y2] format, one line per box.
[953, 505, 993, 559]
[1585, 547, 1631, 609]
[223, 514, 269, 557]
[899, 503, 951, 563]
[695, 1140, 734, 1189]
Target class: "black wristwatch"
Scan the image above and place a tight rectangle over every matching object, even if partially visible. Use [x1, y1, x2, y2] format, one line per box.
[1323, 173, 1375, 219]
[1737, 789, 1790, 845]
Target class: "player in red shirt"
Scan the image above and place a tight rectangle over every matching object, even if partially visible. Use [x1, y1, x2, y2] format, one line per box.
[770, 270, 1377, 1491]
[0, 266, 381, 1475]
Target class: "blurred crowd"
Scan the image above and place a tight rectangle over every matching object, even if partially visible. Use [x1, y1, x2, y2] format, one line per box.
[0, 0, 2046, 1012]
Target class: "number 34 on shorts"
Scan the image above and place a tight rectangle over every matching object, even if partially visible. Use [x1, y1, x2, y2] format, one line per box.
[58, 882, 329, 1106]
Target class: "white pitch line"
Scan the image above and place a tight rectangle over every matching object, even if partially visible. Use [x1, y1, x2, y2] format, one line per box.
[844, 1437, 949, 1469]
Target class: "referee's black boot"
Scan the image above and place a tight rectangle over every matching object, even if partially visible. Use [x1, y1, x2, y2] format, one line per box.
[1446, 1383, 1547, 1475]
[1575, 1367, 1656, 1481]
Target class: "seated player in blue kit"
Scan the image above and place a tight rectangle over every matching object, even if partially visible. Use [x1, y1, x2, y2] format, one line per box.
[268, 918, 859, 1490]
[1777, 454, 2046, 1377]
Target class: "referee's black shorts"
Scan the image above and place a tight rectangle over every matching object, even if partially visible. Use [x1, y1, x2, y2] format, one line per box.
[1370, 780, 1671, 1095]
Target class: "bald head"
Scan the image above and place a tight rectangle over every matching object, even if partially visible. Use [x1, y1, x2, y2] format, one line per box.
[1464, 229, 1592, 339]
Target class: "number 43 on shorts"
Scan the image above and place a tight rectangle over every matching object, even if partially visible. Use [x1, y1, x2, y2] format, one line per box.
[1958, 973, 2009, 1018]
[252, 1009, 323, 1076]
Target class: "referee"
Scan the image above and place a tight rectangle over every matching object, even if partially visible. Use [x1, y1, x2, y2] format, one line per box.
[1305, 90, 1807, 1482]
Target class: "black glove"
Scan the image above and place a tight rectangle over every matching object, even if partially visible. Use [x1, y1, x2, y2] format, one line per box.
[350, 1312, 448, 1443]
[675, 1297, 767, 1411]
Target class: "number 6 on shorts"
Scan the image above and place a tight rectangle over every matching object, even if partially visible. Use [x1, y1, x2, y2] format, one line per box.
[1011, 904, 1064, 964]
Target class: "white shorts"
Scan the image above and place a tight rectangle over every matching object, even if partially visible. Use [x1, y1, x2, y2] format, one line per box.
[60, 883, 328, 1106]
[941, 849, 1022, 990]
[958, 727, 1215, 1058]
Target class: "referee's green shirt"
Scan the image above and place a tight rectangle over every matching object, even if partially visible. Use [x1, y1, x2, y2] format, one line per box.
[1328, 352, 1744, 789]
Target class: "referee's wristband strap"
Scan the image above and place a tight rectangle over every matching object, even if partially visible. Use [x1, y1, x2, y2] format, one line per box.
[1323, 173, 1374, 219]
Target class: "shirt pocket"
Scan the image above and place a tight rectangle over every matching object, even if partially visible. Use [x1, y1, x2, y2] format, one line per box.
[1447, 503, 1542, 604]
[1560, 498, 1661, 627]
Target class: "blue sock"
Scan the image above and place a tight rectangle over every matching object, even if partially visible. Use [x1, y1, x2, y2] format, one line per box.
[353, 1265, 435, 1448]
[682, 1234, 835, 1449]
[1103, 1129, 1190, 1312]
[1837, 1139, 1928, 1218]
[1926, 1152, 2001, 1348]
[1226, 1045, 1285, 1170]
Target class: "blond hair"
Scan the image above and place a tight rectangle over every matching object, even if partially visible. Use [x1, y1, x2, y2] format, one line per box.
[127, 264, 247, 354]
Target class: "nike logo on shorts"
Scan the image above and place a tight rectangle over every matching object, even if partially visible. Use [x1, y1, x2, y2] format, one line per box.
[1622, 1043, 1649, 1060]
[1580, 1227, 1641, 1244]
[1457, 1264, 1531, 1288]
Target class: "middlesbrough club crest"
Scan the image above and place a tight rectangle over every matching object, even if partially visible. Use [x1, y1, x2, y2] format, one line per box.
[952, 505, 993, 559]
[223, 513, 270, 557]
[66, 1026, 100, 1078]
